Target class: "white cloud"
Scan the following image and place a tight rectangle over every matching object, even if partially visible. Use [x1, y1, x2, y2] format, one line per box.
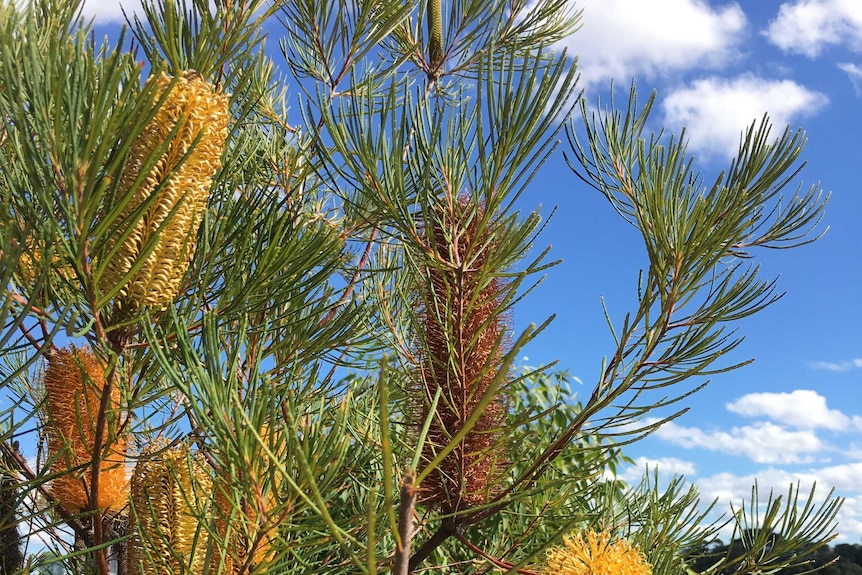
[726, 390, 850, 431]
[653, 420, 825, 464]
[80, 0, 144, 23]
[695, 463, 862, 542]
[546, 0, 746, 87]
[661, 75, 829, 160]
[839, 63, 862, 95]
[766, 0, 862, 57]
[611, 461, 862, 542]
[614, 456, 697, 483]
[809, 357, 862, 371]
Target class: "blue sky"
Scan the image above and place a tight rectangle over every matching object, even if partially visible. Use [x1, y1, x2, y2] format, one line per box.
[79, 0, 862, 543]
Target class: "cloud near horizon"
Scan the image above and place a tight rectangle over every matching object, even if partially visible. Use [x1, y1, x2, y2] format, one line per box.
[80, 0, 144, 23]
[653, 420, 825, 464]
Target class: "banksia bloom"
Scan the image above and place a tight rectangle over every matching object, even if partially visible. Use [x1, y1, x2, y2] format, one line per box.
[211, 426, 282, 574]
[127, 440, 212, 575]
[17, 249, 67, 284]
[43, 347, 128, 512]
[413, 195, 510, 512]
[100, 70, 229, 312]
[542, 529, 653, 575]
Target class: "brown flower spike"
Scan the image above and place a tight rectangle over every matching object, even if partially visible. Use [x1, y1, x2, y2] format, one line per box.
[100, 71, 229, 312]
[127, 440, 212, 575]
[43, 347, 128, 513]
[415, 196, 510, 512]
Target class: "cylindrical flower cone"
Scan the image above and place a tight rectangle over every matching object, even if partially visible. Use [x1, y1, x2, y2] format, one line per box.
[542, 529, 653, 575]
[414, 196, 510, 512]
[100, 70, 229, 312]
[127, 440, 212, 575]
[43, 347, 128, 513]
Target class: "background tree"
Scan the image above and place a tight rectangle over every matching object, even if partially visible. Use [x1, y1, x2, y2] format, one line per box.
[0, 0, 840, 574]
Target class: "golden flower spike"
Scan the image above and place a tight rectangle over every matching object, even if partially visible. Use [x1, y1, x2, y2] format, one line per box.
[211, 425, 282, 574]
[542, 529, 653, 575]
[100, 70, 229, 313]
[43, 347, 128, 513]
[127, 440, 212, 575]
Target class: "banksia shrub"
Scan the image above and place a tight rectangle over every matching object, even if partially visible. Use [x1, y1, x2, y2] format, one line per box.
[100, 70, 230, 312]
[43, 347, 128, 513]
[414, 196, 510, 512]
[541, 529, 653, 575]
[127, 440, 212, 575]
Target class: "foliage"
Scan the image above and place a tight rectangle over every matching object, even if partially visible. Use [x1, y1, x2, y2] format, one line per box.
[0, 0, 840, 574]
[690, 537, 862, 575]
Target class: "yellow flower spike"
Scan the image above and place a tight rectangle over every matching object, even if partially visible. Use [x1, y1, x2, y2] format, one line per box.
[100, 70, 229, 312]
[43, 347, 128, 513]
[211, 425, 282, 574]
[542, 529, 653, 575]
[127, 440, 212, 575]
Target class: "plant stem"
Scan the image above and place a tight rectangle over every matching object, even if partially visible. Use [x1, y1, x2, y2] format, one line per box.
[393, 470, 417, 575]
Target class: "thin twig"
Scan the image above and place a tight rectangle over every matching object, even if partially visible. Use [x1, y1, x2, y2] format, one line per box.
[454, 531, 540, 575]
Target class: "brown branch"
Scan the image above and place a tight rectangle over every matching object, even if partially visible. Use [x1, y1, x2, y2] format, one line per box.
[319, 228, 379, 329]
[408, 517, 457, 573]
[392, 470, 417, 575]
[82, 243, 127, 575]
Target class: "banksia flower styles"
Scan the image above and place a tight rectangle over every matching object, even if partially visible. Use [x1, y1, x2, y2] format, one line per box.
[542, 530, 653, 575]
[100, 71, 229, 312]
[414, 196, 510, 512]
[127, 440, 212, 575]
[43, 347, 128, 513]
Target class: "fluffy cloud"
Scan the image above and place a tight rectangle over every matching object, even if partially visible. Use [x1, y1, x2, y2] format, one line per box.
[80, 0, 144, 23]
[614, 456, 697, 483]
[544, 0, 745, 87]
[726, 390, 850, 431]
[766, 0, 862, 57]
[653, 420, 825, 464]
[808, 357, 862, 371]
[661, 75, 828, 159]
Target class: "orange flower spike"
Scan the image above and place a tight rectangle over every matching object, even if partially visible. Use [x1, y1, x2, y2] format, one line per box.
[43, 347, 128, 513]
